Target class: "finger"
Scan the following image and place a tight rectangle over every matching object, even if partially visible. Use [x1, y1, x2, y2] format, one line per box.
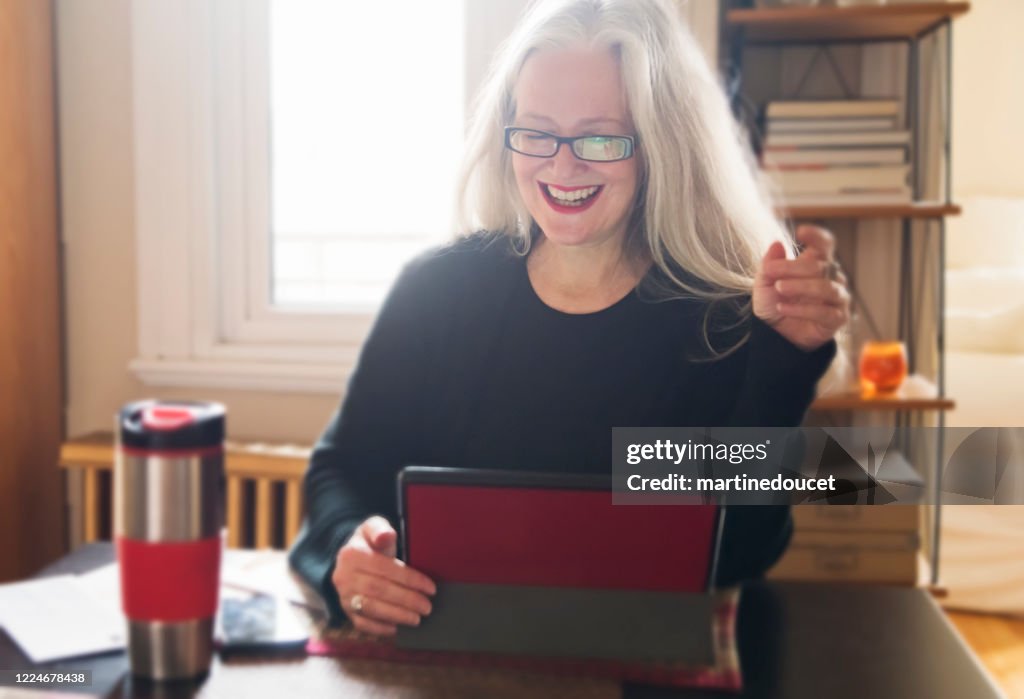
[350, 613, 397, 637]
[762, 256, 836, 281]
[361, 554, 437, 596]
[353, 570, 434, 616]
[776, 301, 848, 328]
[762, 240, 787, 264]
[359, 516, 398, 557]
[755, 240, 788, 287]
[348, 592, 423, 627]
[775, 278, 850, 306]
[795, 225, 835, 259]
[335, 542, 437, 598]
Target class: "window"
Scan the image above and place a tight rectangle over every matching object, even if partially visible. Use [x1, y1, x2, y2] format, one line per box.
[214, 0, 464, 347]
[268, 1, 463, 311]
[130, 0, 468, 392]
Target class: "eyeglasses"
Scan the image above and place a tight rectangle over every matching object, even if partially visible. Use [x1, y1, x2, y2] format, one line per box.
[504, 127, 635, 163]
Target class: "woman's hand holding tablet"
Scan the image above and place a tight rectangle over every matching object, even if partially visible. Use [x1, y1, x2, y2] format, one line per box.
[332, 516, 437, 637]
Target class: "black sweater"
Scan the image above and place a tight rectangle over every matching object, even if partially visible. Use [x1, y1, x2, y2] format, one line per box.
[288, 232, 836, 624]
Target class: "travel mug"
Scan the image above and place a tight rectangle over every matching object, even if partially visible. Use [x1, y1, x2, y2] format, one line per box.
[115, 400, 226, 680]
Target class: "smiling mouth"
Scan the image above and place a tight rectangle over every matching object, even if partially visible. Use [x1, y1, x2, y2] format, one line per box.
[539, 183, 603, 212]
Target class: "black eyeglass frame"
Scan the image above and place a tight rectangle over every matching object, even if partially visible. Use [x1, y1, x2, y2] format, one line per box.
[503, 127, 636, 162]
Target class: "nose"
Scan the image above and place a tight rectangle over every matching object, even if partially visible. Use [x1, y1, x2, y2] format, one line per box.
[547, 142, 588, 181]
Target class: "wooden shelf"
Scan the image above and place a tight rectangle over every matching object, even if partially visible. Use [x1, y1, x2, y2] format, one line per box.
[779, 202, 961, 220]
[811, 394, 955, 412]
[727, 3, 970, 44]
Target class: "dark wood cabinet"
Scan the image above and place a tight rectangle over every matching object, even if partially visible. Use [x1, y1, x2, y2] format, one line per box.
[0, 0, 65, 580]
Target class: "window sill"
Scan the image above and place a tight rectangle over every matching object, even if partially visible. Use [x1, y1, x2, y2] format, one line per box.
[129, 357, 351, 394]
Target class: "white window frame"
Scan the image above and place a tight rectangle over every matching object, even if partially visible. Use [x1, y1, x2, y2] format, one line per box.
[128, 0, 718, 394]
[130, 0, 395, 393]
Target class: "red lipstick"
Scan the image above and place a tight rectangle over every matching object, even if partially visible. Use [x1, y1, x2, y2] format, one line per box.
[538, 182, 603, 214]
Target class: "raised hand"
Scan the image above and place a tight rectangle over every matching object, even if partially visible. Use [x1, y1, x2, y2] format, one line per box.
[753, 225, 850, 352]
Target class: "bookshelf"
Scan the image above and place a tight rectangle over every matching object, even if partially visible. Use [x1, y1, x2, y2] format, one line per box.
[723, 2, 970, 586]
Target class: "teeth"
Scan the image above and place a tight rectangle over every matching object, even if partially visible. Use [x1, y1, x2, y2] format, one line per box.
[546, 185, 599, 204]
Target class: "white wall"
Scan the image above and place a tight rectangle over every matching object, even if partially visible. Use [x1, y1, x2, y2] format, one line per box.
[951, 0, 1024, 200]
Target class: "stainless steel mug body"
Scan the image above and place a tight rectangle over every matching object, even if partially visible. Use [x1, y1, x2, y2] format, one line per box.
[115, 401, 225, 680]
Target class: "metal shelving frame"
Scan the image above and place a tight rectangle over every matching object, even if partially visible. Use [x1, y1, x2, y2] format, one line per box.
[722, 5, 962, 584]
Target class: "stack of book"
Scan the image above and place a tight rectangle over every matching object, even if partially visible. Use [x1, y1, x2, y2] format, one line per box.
[761, 99, 913, 207]
[768, 505, 925, 585]
[768, 447, 927, 585]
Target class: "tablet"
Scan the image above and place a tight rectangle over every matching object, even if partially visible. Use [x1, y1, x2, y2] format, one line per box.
[397, 466, 723, 594]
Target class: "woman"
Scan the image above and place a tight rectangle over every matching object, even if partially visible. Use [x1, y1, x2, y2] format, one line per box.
[289, 0, 849, 637]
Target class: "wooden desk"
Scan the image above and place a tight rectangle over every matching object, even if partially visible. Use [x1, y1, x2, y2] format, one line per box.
[0, 544, 1005, 699]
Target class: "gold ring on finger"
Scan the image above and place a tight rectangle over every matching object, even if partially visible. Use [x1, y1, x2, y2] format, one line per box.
[824, 261, 841, 281]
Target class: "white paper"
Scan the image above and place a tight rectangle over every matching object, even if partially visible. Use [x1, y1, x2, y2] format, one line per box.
[220, 550, 324, 611]
[0, 575, 125, 663]
[74, 563, 122, 616]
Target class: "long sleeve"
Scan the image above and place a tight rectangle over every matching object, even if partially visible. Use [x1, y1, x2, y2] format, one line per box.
[287, 252, 443, 625]
[729, 315, 837, 427]
[713, 313, 836, 587]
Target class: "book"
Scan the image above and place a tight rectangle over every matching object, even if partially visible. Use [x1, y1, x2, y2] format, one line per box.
[791, 504, 922, 533]
[762, 147, 906, 167]
[766, 99, 900, 119]
[306, 588, 743, 691]
[767, 117, 898, 133]
[765, 130, 911, 148]
[766, 165, 910, 193]
[769, 532, 924, 585]
[780, 190, 914, 207]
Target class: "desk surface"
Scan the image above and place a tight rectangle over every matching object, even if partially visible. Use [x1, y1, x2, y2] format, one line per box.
[0, 544, 1004, 699]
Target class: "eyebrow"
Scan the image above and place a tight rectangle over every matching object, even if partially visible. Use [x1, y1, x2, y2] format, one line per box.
[516, 113, 629, 130]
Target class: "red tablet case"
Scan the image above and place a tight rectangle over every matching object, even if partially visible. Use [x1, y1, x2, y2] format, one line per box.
[306, 469, 740, 691]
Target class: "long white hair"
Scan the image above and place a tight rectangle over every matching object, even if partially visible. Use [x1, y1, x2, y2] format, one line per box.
[456, 0, 792, 324]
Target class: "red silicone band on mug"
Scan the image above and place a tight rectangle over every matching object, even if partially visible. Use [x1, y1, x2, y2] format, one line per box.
[117, 536, 221, 621]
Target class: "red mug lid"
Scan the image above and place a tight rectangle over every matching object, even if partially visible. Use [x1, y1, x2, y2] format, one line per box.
[120, 400, 225, 451]
[141, 406, 198, 432]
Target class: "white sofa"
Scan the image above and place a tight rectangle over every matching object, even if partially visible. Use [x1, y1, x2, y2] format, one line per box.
[941, 197, 1024, 616]
[945, 197, 1024, 427]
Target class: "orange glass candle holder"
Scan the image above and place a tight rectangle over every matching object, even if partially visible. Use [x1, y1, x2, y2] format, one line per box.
[859, 341, 908, 397]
